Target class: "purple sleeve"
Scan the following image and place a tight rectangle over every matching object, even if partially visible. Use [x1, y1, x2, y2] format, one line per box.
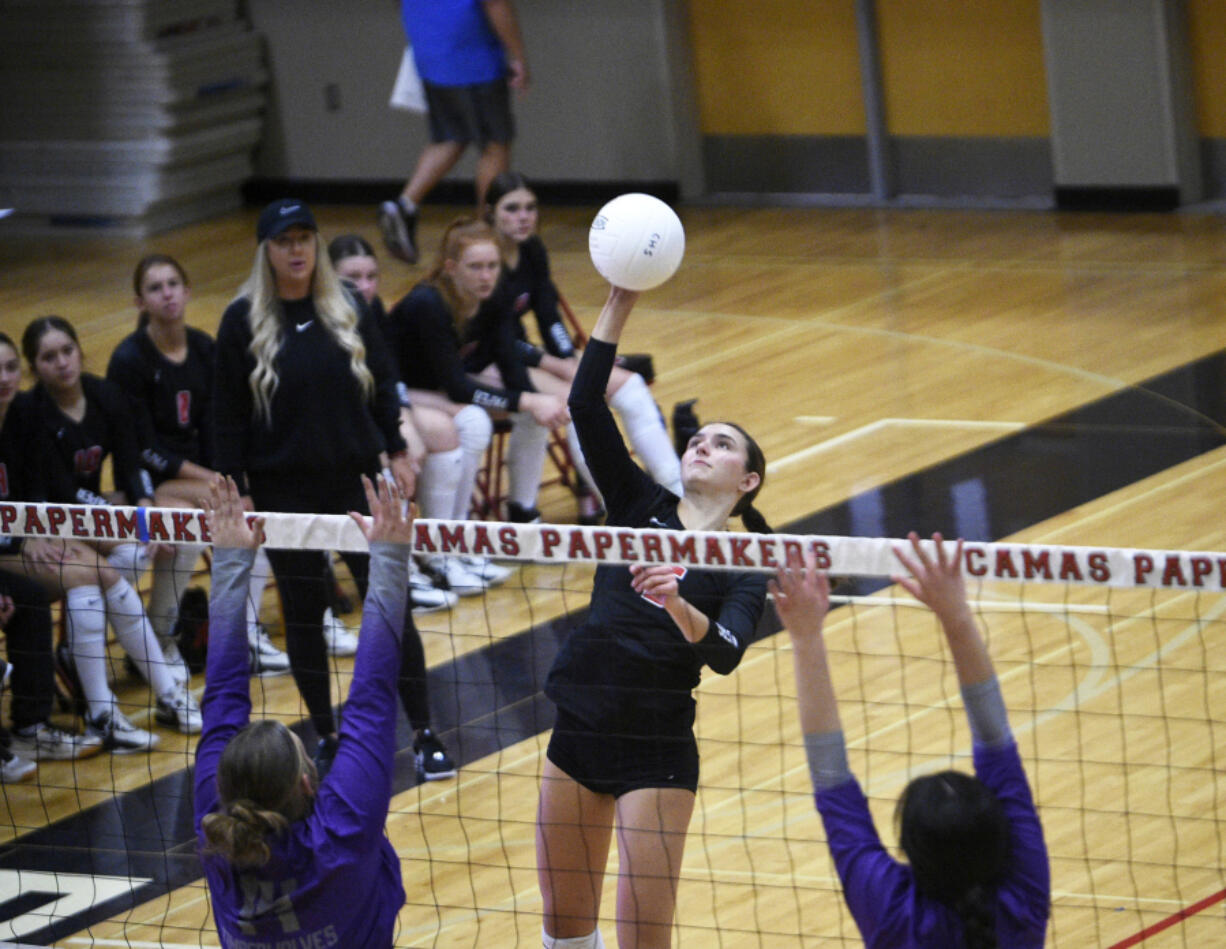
[194, 546, 257, 832]
[973, 741, 1051, 932]
[310, 541, 410, 844]
[816, 778, 913, 947]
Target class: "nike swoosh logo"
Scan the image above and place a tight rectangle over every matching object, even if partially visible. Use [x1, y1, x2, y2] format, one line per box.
[648, 516, 669, 527]
[296, 321, 313, 332]
[280, 205, 300, 216]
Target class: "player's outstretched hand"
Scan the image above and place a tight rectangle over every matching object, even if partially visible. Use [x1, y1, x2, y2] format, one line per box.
[206, 476, 265, 550]
[349, 475, 414, 546]
[892, 531, 972, 626]
[770, 550, 831, 647]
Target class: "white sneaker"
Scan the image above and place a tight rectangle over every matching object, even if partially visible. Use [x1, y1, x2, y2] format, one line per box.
[410, 563, 458, 613]
[459, 555, 513, 587]
[248, 625, 291, 676]
[87, 708, 159, 754]
[11, 722, 104, 761]
[155, 684, 203, 734]
[427, 556, 488, 597]
[157, 637, 192, 687]
[323, 607, 359, 657]
[0, 748, 36, 782]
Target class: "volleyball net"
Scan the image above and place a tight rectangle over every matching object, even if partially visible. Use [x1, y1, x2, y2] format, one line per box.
[0, 501, 1222, 948]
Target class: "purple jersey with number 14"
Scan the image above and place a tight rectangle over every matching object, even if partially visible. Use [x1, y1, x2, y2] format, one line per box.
[194, 545, 407, 949]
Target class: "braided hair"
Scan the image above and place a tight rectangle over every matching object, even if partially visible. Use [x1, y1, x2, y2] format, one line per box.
[897, 770, 1011, 949]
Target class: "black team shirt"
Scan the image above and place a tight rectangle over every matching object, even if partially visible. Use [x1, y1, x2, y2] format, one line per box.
[544, 339, 768, 738]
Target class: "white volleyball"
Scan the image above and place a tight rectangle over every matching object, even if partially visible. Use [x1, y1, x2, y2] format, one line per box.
[588, 193, 685, 291]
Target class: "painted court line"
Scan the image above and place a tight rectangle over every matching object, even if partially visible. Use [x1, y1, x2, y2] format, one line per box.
[1104, 886, 1226, 948]
[767, 417, 1026, 474]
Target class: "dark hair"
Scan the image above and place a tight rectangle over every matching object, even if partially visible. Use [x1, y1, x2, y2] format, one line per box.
[710, 421, 771, 533]
[484, 171, 533, 220]
[132, 254, 189, 328]
[897, 770, 1011, 948]
[22, 315, 79, 366]
[200, 720, 317, 868]
[327, 233, 376, 267]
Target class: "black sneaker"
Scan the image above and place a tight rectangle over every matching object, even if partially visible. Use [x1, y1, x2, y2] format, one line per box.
[377, 199, 418, 264]
[506, 501, 541, 523]
[413, 728, 456, 781]
[313, 735, 339, 782]
[672, 398, 700, 457]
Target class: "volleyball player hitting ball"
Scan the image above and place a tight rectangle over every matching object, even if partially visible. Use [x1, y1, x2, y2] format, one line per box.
[196, 475, 411, 948]
[772, 535, 1050, 948]
[536, 206, 770, 946]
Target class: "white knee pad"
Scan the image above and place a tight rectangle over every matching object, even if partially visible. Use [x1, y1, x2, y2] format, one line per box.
[454, 404, 494, 452]
[106, 542, 151, 587]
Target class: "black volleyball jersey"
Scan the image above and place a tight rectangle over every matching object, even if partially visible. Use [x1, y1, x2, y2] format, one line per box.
[486, 235, 576, 359]
[213, 293, 406, 489]
[30, 375, 154, 505]
[0, 393, 50, 553]
[106, 326, 215, 477]
[385, 283, 523, 411]
[545, 340, 767, 736]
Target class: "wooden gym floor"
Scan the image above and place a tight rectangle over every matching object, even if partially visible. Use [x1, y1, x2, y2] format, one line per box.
[0, 203, 1224, 946]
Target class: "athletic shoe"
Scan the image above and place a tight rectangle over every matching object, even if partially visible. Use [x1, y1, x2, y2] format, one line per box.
[426, 556, 487, 597]
[10, 722, 104, 761]
[377, 199, 419, 264]
[413, 728, 456, 781]
[155, 684, 203, 734]
[506, 501, 541, 523]
[322, 608, 359, 657]
[409, 564, 458, 614]
[158, 637, 193, 687]
[458, 555, 513, 587]
[313, 735, 339, 782]
[86, 709, 159, 754]
[0, 747, 36, 782]
[578, 492, 605, 526]
[248, 624, 292, 676]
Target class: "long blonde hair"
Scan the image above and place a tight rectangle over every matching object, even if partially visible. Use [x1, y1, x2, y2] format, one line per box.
[237, 232, 375, 423]
[426, 218, 499, 335]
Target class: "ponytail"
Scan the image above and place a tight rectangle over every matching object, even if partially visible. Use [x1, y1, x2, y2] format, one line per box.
[740, 504, 772, 534]
[200, 800, 290, 869]
[954, 884, 1000, 949]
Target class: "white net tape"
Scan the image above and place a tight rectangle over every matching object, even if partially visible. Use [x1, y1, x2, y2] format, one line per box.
[5, 500, 1225, 592]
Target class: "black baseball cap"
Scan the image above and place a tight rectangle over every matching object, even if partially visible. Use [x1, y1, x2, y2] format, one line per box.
[257, 198, 317, 242]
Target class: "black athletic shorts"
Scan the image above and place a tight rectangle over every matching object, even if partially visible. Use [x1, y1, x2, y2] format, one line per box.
[546, 707, 700, 798]
[424, 78, 514, 146]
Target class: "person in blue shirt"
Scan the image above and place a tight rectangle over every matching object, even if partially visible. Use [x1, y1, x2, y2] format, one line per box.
[379, 0, 529, 263]
[772, 534, 1051, 949]
[196, 474, 412, 949]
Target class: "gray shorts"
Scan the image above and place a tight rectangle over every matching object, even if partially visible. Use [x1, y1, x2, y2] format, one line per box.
[424, 78, 514, 146]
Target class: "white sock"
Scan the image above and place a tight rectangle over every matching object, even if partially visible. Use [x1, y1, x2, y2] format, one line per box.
[245, 548, 272, 635]
[610, 373, 683, 495]
[418, 446, 463, 520]
[106, 542, 151, 587]
[566, 421, 603, 506]
[542, 928, 604, 949]
[507, 411, 550, 510]
[66, 585, 119, 719]
[147, 544, 204, 639]
[453, 404, 493, 521]
[105, 578, 176, 697]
